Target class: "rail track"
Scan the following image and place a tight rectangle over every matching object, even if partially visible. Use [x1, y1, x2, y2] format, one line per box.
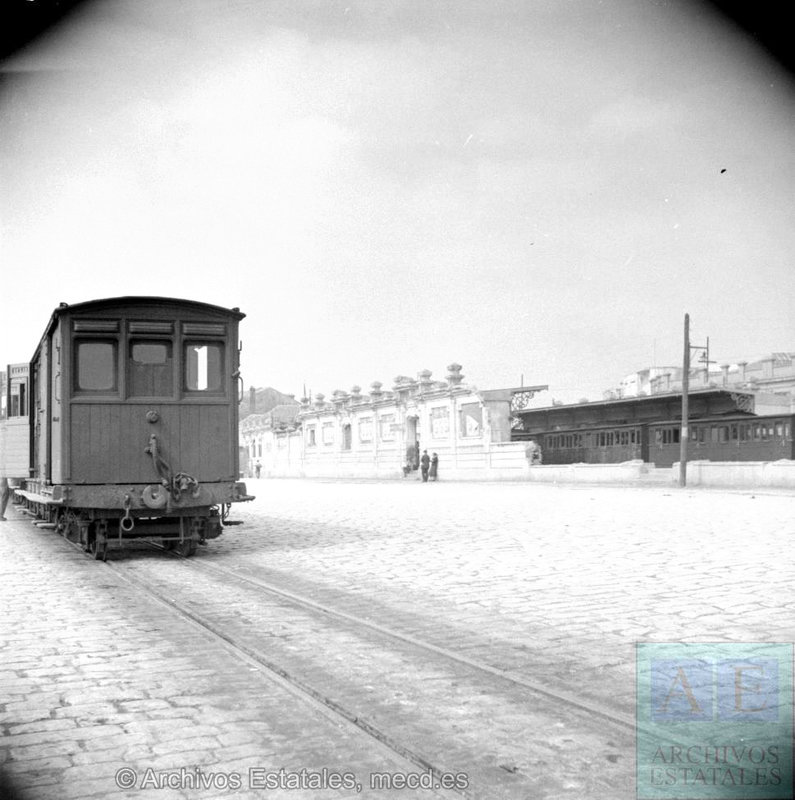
[155, 550, 636, 732]
[20, 498, 639, 798]
[80, 541, 636, 799]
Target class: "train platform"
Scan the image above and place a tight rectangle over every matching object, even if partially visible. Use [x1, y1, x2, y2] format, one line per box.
[2, 479, 795, 799]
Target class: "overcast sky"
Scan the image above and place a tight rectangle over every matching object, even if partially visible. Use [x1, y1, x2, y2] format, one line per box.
[1, 0, 793, 403]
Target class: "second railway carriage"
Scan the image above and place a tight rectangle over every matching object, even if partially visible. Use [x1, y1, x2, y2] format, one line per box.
[17, 296, 252, 558]
[526, 414, 794, 467]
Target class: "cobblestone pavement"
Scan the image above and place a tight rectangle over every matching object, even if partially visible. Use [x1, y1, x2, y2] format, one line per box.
[1, 479, 794, 799]
[225, 479, 795, 718]
[0, 503, 455, 800]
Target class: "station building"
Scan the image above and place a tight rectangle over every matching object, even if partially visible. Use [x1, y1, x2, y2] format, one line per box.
[240, 364, 547, 480]
[239, 351, 795, 487]
[509, 352, 795, 487]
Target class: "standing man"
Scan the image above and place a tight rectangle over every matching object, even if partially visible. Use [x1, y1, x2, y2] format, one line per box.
[0, 478, 10, 521]
[420, 449, 430, 482]
[429, 453, 439, 482]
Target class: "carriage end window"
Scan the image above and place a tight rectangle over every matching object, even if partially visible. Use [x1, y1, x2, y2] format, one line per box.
[129, 341, 173, 397]
[75, 340, 117, 392]
[185, 342, 224, 392]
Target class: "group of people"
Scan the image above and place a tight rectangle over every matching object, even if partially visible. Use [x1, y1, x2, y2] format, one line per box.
[403, 442, 438, 482]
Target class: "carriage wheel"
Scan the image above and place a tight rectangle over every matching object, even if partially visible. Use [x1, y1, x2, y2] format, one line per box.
[176, 538, 197, 557]
[90, 534, 107, 562]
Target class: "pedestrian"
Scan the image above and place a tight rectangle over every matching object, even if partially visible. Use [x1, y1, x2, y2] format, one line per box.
[405, 444, 415, 472]
[255, 459, 262, 479]
[420, 449, 430, 482]
[429, 452, 439, 481]
[0, 477, 9, 521]
[525, 438, 542, 465]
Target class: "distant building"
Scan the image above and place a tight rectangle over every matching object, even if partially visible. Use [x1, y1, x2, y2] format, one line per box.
[240, 403, 301, 465]
[609, 352, 795, 402]
[240, 363, 548, 479]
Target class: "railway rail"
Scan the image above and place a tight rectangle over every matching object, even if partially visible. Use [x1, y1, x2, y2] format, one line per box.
[150, 550, 636, 733]
[54, 535, 636, 799]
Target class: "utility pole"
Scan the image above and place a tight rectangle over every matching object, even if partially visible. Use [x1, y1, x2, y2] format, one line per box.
[679, 314, 690, 487]
[679, 314, 710, 488]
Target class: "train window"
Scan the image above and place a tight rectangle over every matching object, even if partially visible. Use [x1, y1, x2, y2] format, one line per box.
[718, 426, 728, 443]
[75, 341, 117, 392]
[730, 424, 738, 441]
[9, 380, 26, 417]
[184, 342, 223, 392]
[129, 340, 173, 397]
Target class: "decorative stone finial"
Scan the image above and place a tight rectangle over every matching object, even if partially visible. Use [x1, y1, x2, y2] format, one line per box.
[446, 363, 463, 386]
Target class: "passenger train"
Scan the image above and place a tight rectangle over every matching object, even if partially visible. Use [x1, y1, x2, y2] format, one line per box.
[0, 296, 252, 559]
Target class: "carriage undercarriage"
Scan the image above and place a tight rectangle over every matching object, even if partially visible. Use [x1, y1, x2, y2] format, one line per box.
[15, 488, 229, 561]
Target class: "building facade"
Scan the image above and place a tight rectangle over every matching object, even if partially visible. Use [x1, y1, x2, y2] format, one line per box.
[240, 364, 548, 480]
[609, 352, 795, 402]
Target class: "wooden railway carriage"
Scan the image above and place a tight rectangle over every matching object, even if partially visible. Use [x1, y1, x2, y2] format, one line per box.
[647, 415, 794, 467]
[530, 415, 794, 467]
[17, 297, 252, 559]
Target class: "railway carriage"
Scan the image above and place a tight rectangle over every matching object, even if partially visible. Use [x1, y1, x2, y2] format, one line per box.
[647, 414, 794, 467]
[13, 296, 252, 558]
[531, 414, 794, 467]
[540, 423, 648, 464]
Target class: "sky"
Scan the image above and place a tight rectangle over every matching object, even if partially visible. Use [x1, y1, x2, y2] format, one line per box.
[1, 0, 793, 405]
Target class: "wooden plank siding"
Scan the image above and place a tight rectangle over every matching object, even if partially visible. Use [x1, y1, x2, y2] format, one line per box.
[70, 403, 233, 484]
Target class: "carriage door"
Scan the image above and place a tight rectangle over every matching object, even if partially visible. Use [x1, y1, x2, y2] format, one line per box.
[49, 329, 63, 482]
[33, 337, 51, 482]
